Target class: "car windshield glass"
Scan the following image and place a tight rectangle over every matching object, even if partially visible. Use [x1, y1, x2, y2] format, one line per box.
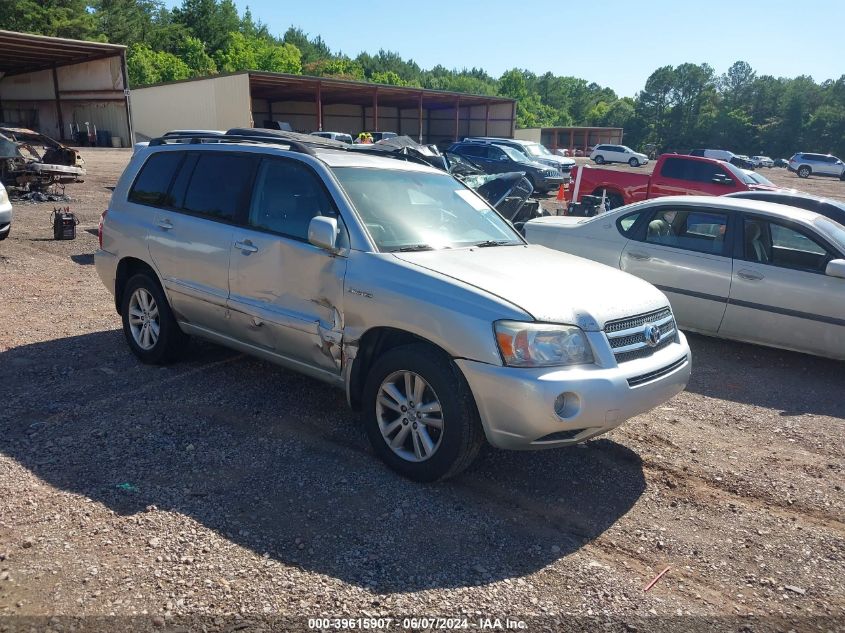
[332, 167, 522, 252]
[743, 170, 775, 186]
[722, 161, 747, 181]
[522, 144, 543, 157]
[814, 217, 845, 252]
[499, 145, 528, 162]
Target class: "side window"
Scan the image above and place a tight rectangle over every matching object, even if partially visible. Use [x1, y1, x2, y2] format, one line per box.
[644, 208, 728, 255]
[617, 211, 642, 236]
[689, 161, 729, 184]
[744, 218, 832, 272]
[459, 144, 483, 158]
[128, 151, 184, 206]
[248, 159, 338, 241]
[659, 157, 686, 179]
[488, 146, 506, 160]
[182, 153, 256, 222]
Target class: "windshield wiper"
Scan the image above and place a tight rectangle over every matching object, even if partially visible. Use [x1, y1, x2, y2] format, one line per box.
[392, 244, 435, 252]
[473, 240, 519, 247]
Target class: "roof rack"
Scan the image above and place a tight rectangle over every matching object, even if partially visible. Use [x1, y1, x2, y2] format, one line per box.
[147, 129, 443, 169]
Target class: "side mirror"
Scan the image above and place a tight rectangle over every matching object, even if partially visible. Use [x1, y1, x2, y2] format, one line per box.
[825, 259, 845, 279]
[711, 174, 732, 185]
[308, 216, 338, 252]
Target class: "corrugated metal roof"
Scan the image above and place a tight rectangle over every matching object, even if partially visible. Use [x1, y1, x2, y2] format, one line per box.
[0, 30, 126, 76]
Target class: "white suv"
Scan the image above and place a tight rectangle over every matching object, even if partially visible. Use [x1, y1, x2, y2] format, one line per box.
[788, 153, 845, 179]
[590, 145, 649, 167]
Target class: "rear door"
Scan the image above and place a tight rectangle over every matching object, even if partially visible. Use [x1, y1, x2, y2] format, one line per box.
[719, 215, 845, 357]
[227, 157, 348, 376]
[141, 150, 257, 334]
[620, 205, 733, 334]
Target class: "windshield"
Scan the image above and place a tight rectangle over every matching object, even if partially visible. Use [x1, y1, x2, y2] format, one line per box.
[815, 217, 845, 251]
[742, 170, 775, 186]
[498, 145, 529, 162]
[521, 143, 544, 157]
[332, 167, 523, 251]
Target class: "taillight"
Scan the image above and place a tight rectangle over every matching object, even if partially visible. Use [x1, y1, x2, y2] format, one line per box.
[98, 210, 107, 248]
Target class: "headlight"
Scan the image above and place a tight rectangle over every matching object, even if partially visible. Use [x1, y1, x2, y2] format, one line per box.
[494, 321, 594, 367]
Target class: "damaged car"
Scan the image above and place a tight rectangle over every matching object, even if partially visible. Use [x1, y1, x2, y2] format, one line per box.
[0, 126, 86, 193]
[96, 129, 690, 481]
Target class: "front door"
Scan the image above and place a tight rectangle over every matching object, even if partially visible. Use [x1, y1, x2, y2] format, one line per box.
[719, 216, 845, 357]
[620, 206, 733, 334]
[227, 157, 348, 377]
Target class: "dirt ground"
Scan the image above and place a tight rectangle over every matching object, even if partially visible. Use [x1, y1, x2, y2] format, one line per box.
[0, 149, 843, 632]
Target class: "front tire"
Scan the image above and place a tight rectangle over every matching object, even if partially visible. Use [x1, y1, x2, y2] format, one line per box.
[362, 343, 484, 482]
[120, 272, 187, 364]
[629, 157, 640, 167]
[594, 155, 605, 165]
[797, 166, 811, 178]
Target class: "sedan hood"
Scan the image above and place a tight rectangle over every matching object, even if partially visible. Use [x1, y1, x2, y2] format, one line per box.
[394, 244, 669, 331]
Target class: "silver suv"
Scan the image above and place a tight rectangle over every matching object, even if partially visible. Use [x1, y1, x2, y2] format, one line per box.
[96, 130, 691, 481]
[788, 152, 845, 179]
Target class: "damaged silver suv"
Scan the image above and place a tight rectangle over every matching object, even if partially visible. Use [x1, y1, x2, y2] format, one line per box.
[96, 130, 691, 481]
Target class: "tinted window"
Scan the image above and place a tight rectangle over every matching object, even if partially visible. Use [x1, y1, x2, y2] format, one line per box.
[248, 159, 337, 241]
[689, 161, 729, 183]
[182, 153, 256, 222]
[743, 218, 832, 272]
[458, 144, 485, 158]
[659, 157, 686, 179]
[128, 152, 183, 206]
[644, 208, 728, 255]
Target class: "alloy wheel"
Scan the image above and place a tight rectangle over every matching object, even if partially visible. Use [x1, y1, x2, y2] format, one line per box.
[128, 287, 160, 350]
[375, 370, 444, 462]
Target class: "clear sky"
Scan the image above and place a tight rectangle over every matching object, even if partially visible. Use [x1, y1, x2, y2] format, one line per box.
[167, 0, 845, 97]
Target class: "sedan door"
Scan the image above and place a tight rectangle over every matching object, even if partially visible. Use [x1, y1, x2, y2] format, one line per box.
[620, 206, 733, 334]
[227, 157, 348, 378]
[719, 216, 845, 358]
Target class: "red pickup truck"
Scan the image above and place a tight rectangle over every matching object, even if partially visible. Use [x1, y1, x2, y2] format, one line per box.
[568, 153, 778, 209]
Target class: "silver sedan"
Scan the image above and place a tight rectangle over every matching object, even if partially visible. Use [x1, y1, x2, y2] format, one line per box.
[525, 196, 845, 360]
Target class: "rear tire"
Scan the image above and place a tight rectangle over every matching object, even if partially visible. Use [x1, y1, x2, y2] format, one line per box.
[120, 272, 187, 365]
[594, 155, 605, 165]
[797, 166, 811, 178]
[628, 157, 640, 167]
[362, 343, 484, 482]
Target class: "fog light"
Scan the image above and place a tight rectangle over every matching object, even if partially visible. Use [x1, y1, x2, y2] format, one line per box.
[553, 392, 580, 419]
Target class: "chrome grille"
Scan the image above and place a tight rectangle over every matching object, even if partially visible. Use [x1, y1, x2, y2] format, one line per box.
[604, 307, 677, 363]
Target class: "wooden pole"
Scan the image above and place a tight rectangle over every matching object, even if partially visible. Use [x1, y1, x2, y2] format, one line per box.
[52, 65, 64, 141]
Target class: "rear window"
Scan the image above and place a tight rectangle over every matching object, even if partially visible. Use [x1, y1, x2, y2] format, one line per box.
[182, 153, 257, 222]
[128, 152, 183, 206]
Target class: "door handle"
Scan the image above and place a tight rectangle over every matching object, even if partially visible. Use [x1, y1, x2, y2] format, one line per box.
[157, 219, 173, 230]
[737, 269, 764, 281]
[234, 240, 258, 253]
[627, 250, 651, 261]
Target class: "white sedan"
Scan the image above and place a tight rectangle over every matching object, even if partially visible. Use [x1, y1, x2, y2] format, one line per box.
[751, 155, 774, 168]
[525, 196, 845, 360]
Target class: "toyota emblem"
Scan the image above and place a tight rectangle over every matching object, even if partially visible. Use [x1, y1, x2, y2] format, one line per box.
[644, 324, 662, 347]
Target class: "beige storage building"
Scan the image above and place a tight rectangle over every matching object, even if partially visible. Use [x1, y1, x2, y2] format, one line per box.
[0, 30, 132, 146]
[130, 71, 516, 145]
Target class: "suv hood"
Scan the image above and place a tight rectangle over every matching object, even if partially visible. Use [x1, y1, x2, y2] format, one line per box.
[393, 244, 668, 331]
[538, 154, 576, 167]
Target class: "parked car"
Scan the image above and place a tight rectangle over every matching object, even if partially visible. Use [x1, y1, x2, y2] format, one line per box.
[311, 131, 353, 144]
[449, 142, 566, 193]
[0, 181, 11, 240]
[773, 158, 789, 168]
[788, 153, 845, 179]
[567, 153, 777, 210]
[690, 149, 754, 170]
[524, 196, 845, 360]
[368, 132, 397, 142]
[96, 129, 690, 481]
[750, 156, 774, 168]
[463, 137, 576, 174]
[725, 190, 845, 225]
[590, 145, 650, 168]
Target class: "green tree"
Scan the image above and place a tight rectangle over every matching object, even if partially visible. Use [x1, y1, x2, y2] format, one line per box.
[127, 43, 191, 85]
[172, 0, 240, 55]
[215, 32, 301, 74]
[0, 0, 103, 40]
[177, 35, 217, 76]
[92, 0, 160, 47]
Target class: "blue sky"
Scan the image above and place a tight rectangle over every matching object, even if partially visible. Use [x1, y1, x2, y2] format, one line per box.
[167, 0, 845, 97]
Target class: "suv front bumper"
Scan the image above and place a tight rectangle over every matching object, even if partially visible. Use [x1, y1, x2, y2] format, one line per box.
[456, 332, 690, 450]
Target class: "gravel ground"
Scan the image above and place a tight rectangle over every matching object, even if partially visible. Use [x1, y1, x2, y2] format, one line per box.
[0, 149, 843, 632]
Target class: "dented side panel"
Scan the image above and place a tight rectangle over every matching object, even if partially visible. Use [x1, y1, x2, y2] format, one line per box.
[227, 226, 347, 375]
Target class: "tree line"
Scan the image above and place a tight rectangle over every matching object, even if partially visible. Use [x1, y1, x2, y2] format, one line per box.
[2, 0, 843, 158]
